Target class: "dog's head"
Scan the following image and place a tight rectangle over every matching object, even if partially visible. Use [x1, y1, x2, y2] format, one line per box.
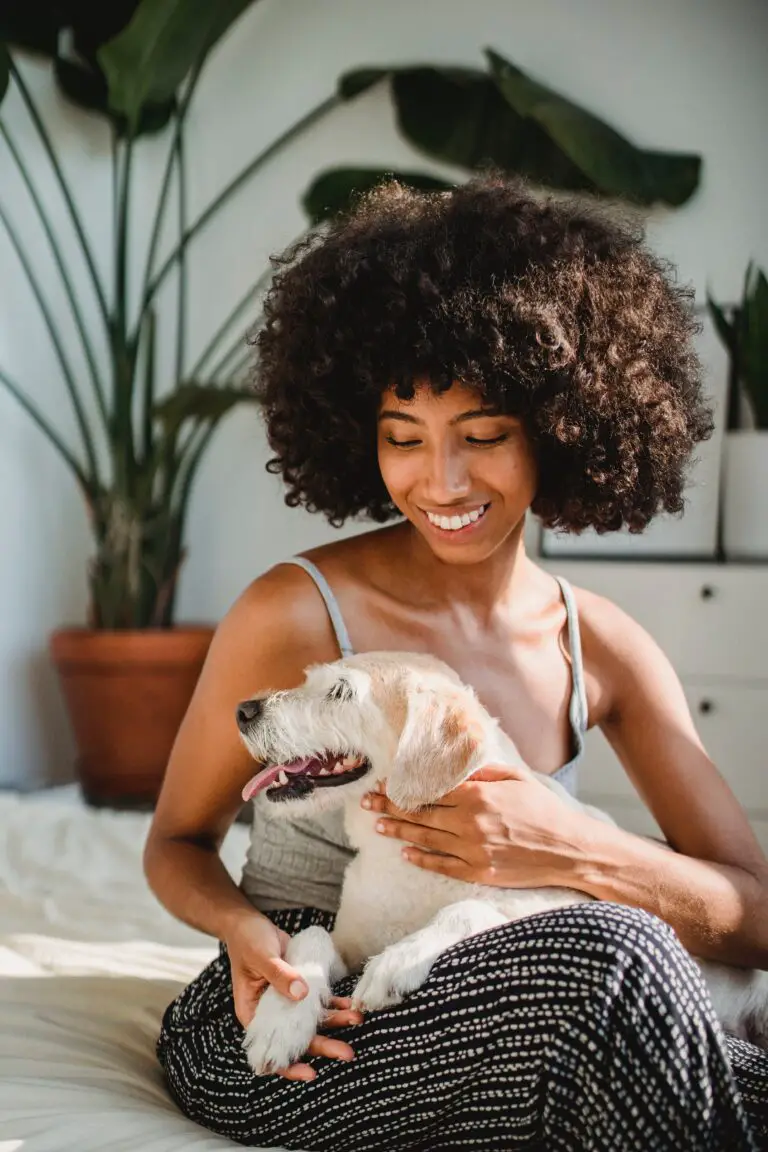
[236, 652, 508, 816]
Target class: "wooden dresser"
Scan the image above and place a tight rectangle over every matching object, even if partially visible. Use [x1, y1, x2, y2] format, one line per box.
[540, 561, 768, 851]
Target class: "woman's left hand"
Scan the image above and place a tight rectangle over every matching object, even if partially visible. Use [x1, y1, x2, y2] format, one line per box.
[361, 763, 586, 887]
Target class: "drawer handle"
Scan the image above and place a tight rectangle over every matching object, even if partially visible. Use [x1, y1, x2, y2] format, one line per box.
[698, 699, 716, 715]
[700, 585, 717, 601]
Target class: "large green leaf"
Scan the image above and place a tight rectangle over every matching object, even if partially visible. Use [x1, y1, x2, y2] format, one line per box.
[303, 167, 454, 224]
[54, 55, 175, 135]
[389, 65, 593, 192]
[0, 43, 9, 107]
[0, 5, 67, 56]
[742, 269, 768, 428]
[706, 294, 736, 357]
[486, 49, 701, 206]
[338, 68, 389, 100]
[0, 4, 141, 58]
[97, 0, 256, 134]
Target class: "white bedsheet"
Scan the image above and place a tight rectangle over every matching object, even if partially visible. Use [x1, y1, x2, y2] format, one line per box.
[0, 788, 290, 1152]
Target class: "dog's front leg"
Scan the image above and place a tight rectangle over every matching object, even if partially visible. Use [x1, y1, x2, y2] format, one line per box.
[243, 926, 348, 1075]
[352, 899, 508, 1013]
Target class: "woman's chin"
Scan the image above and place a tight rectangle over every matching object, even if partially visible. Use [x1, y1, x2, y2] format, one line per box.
[414, 523, 511, 563]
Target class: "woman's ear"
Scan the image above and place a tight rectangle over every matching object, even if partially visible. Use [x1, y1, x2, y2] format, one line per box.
[387, 687, 482, 810]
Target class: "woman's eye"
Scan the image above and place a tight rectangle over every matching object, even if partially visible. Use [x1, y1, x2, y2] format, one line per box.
[466, 434, 509, 446]
[385, 436, 421, 448]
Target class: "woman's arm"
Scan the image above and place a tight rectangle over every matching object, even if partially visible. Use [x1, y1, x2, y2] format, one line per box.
[144, 564, 339, 939]
[145, 567, 366, 1079]
[144, 575, 290, 940]
[567, 594, 768, 968]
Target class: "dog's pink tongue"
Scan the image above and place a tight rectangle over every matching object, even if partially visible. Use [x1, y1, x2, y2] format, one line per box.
[241, 758, 313, 801]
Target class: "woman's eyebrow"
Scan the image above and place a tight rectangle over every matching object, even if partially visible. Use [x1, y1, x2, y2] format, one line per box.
[377, 408, 500, 424]
[378, 410, 421, 423]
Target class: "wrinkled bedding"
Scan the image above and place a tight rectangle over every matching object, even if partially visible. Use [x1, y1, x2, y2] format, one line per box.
[0, 788, 289, 1152]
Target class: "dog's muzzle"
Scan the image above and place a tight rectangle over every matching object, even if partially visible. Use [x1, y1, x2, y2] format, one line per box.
[242, 751, 369, 803]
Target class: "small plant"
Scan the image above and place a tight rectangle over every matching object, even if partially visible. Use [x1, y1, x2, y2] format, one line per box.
[708, 264, 768, 430]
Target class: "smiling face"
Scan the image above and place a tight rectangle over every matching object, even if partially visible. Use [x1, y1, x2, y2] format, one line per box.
[376, 381, 538, 562]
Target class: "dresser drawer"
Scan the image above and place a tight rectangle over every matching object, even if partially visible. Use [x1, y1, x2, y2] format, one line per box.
[545, 562, 768, 680]
[684, 683, 768, 812]
[576, 686, 768, 842]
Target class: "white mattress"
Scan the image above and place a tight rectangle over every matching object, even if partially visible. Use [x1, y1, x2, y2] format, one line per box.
[0, 788, 291, 1152]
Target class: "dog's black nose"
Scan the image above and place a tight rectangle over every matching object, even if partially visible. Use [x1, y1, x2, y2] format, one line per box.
[236, 699, 263, 730]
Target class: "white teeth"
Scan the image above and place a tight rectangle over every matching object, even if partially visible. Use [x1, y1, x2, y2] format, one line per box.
[333, 763, 346, 774]
[319, 767, 331, 776]
[277, 770, 289, 786]
[426, 505, 487, 531]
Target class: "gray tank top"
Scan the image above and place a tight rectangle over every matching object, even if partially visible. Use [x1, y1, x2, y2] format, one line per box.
[239, 558, 589, 914]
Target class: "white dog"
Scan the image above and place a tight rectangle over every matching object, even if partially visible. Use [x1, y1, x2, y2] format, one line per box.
[236, 651, 768, 1075]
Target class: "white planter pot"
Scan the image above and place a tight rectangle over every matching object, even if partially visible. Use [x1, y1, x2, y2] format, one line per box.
[722, 431, 768, 561]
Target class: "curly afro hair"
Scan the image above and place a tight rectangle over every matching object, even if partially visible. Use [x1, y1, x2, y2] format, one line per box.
[253, 174, 713, 533]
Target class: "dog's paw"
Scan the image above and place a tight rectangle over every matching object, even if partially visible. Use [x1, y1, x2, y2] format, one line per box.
[351, 936, 440, 1012]
[242, 987, 322, 1076]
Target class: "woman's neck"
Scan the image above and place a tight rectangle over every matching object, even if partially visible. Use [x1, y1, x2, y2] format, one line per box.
[391, 519, 542, 627]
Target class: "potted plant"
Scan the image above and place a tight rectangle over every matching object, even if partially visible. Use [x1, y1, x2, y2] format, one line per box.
[709, 265, 768, 561]
[0, 1, 704, 804]
[0, 1, 271, 804]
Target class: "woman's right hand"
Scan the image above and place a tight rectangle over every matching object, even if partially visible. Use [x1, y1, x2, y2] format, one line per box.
[225, 913, 363, 1081]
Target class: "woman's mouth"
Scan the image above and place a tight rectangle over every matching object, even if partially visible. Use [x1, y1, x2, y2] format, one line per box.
[421, 503, 490, 537]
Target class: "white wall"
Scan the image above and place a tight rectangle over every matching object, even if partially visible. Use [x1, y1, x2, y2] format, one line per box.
[0, 0, 766, 788]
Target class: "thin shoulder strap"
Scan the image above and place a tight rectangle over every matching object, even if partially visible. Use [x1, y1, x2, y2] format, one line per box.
[282, 557, 355, 658]
[555, 576, 589, 734]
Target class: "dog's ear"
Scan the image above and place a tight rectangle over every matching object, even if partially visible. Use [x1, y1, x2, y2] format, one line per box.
[386, 685, 483, 810]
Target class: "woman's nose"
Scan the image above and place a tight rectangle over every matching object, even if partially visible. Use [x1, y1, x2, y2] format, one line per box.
[423, 447, 471, 500]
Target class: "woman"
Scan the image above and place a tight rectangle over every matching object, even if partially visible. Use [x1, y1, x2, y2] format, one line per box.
[147, 176, 768, 1151]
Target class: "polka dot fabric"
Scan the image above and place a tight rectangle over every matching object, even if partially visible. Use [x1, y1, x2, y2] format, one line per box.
[157, 902, 768, 1151]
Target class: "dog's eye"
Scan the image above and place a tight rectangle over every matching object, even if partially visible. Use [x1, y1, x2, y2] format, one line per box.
[327, 680, 354, 703]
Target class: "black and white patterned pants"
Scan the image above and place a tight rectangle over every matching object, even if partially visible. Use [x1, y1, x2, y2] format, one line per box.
[157, 902, 768, 1151]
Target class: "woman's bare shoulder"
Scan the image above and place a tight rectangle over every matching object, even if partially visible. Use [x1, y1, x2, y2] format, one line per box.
[300, 523, 403, 572]
[565, 580, 673, 723]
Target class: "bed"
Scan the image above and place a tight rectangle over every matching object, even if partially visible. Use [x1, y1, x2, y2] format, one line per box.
[0, 787, 289, 1152]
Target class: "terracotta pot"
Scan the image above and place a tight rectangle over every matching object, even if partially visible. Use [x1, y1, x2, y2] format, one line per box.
[50, 626, 214, 807]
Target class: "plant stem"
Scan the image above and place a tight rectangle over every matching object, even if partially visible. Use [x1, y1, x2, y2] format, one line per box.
[141, 309, 156, 459]
[0, 121, 109, 432]
[187, 267, 271, 378]
[9, 56, 111, 330]
[115, 135, 134, 335]
[140, 93, 341, 326]
[175, 418, 220, 513]
[112, 133, 136, 493]
[208, 334, 248, 380]
[0, 200, 101, 485]
[0, 365, 90, 491]
[221, 346, 253, 383]
[174, 113, 188, 385]
[140, 60, 205, 314]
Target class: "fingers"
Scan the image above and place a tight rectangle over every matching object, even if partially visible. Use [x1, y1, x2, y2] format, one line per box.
[274, 997, 363, 1080]
[260, 955, 309, 1002]
[275, 1035, 357, 1080]
[277, 1062, 316, 1082]
[322, 1005, 364, 1028]
[233, 983, 264, 1030]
